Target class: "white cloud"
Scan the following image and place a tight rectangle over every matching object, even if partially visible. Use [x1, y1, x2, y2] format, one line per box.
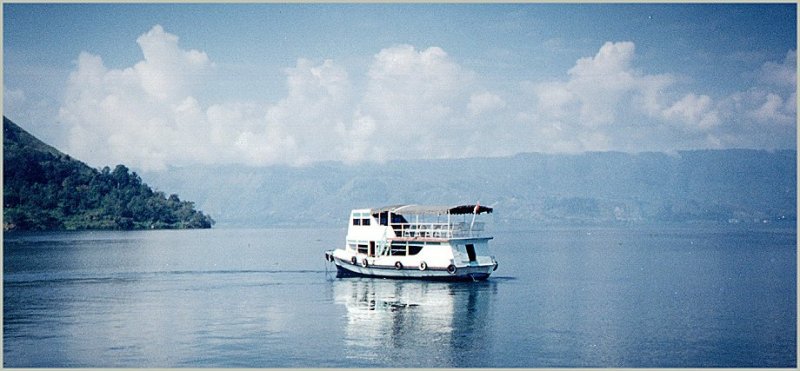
[259, 58, 352, 165]
[531, 41, 676, 132]
[661, 93, 720, 131]
[360, 45, 472, 126]
[352, 44, 478, 159]
[526, 41, 680, 151]
[750, 51, 796, 126]
[336, 111, 377, 164]
[566, 41, 639, 125]
[58, 26, 217, 171]
[757, 50, 796, 88]
[54, 27, 796, 170]
[59, 26, 355, 170]
[715, 51, 796, 150]
[134, 25, 214, 101]
[751, 93, 790, 123]
[525, 42, 795, 152]
[60, 51, 180, 170]
[468, 92, 506, 116]
[530, 81, 574, 120]
[57, 28, 487, 170]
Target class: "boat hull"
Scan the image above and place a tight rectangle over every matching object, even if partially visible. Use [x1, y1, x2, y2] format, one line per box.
[331, 256, 493, 281]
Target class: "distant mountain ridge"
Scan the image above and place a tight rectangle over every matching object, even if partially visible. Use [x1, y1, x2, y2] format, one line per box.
[140, 148, 796, 228]
[3, 117, 214, 231]
[8, 117, 791, 230]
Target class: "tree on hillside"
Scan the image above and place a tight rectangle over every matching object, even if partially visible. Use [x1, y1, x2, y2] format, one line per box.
[3, 117, 215, 231]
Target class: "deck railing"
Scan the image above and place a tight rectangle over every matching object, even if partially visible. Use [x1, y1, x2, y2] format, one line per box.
[390, 221, 486, 239]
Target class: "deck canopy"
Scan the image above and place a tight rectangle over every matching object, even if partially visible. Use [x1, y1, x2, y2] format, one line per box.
[370, 204, 493, 216]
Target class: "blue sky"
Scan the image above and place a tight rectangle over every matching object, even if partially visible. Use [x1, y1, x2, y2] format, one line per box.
[4, 3, 796, 171]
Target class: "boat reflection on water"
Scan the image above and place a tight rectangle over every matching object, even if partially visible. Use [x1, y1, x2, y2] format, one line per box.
[332, 278, 498, 367]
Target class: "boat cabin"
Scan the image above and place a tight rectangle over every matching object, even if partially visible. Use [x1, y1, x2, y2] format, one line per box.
[327, 204, 497, 280]
[345, 204, 492, 257]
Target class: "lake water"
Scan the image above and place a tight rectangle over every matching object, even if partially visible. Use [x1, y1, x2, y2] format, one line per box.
[4, 225, 796, 367]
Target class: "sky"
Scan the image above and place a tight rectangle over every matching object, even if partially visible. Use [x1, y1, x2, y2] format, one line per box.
[3, 3, 797, 171]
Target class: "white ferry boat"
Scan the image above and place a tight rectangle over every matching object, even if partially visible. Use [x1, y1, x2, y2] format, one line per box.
[324, 204, 498, 281]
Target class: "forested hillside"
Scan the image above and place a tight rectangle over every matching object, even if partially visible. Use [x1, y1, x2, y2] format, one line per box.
[3, 117, 214, 231]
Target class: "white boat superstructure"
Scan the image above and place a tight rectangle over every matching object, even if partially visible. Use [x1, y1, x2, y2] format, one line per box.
[324, 204, 498, 281]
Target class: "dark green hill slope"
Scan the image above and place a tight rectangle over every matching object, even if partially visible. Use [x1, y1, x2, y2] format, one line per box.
[3, 117, 214, 231]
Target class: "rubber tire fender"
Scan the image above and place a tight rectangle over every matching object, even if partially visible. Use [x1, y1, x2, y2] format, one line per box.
[395, 261, 403, 270]
[447, 264, 457, 275]
[419, 261, 428, 271]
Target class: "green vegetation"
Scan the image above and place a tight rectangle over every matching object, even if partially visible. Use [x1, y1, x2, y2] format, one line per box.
[3, 117, 214, 231]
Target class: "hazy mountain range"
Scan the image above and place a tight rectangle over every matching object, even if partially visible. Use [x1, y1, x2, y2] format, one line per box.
[4, 116, 794, 229]
[140, 149, 796, 228]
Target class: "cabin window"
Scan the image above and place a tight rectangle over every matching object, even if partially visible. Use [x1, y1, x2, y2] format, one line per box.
[408, 244, 424, 256]
[353, 218, 361, 226]
[378, 212, 388, 226]
[390, 242, 406, 256]
[357, 244, 368, 255]
[361, 218, 371, 226]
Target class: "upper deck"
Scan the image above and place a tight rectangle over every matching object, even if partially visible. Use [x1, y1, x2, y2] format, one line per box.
[390, 221, 488, 239]
[347, 204, 493, 241]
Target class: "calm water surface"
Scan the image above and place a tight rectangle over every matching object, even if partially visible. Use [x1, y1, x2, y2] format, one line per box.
[4, 225, 796, 367]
